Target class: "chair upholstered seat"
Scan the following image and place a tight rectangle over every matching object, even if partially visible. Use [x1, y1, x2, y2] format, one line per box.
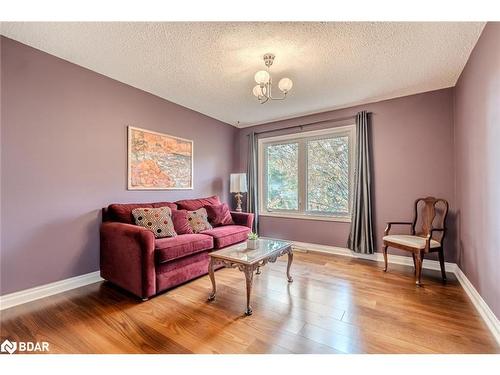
[383, 234, 440, 249]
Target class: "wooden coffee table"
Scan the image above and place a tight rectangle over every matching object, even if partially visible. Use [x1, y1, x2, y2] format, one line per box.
[207, 238, 293, 316]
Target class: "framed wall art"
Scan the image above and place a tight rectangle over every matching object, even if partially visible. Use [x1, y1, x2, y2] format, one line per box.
[127, 126, 193, 190]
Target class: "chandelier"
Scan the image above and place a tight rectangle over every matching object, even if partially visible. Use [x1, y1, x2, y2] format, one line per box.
[252, 53, 293, 104]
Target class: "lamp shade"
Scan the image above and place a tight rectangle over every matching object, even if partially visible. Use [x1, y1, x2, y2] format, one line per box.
[230, 173, 247, 193]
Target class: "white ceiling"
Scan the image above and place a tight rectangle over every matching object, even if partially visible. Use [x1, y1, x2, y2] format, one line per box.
[1, 22, 485, 127]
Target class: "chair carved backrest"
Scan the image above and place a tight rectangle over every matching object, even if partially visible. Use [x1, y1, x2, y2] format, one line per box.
[412, 197, 449, 243]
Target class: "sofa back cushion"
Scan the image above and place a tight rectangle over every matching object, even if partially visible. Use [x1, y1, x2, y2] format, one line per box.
[176, 195, 221, 211]
[153, 202, 179, 210]
[107, 202, 177, 224]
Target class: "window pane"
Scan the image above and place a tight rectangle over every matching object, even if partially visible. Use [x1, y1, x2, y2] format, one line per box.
[307, 136, 349, 214]
[266, 143, 299, 210]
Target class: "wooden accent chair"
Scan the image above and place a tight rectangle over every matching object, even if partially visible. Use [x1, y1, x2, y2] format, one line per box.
[382, 197, 449, 286]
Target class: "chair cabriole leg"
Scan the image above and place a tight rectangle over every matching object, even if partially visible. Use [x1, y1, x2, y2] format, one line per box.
[438, 248, 447, 283]
[415, 250, 423, 286]
[382, 245, 388, 272]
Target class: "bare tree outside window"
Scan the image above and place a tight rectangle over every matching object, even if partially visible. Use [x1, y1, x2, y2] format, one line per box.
[260, 125, 354, 221]
[266, 143, 298, 210]
[307, 137, 349, 214]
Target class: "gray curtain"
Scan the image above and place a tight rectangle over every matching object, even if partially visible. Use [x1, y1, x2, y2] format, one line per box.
[247, 131, 259, 233]
[347, 111, 374, 254]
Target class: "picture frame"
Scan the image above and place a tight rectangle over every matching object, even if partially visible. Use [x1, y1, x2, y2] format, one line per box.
[127, 126, 193, 190]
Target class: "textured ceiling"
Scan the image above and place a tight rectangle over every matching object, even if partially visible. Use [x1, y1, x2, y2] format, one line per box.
[0, 22, 485, 127]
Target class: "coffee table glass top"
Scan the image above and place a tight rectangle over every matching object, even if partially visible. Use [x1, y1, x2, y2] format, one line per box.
[209, 238, 292, 264]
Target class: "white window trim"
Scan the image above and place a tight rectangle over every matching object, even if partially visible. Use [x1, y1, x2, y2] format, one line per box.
[258, 125, 356, 223]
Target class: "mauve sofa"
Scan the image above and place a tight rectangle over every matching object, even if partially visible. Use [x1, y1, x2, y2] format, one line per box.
[100, 196, 253, 300]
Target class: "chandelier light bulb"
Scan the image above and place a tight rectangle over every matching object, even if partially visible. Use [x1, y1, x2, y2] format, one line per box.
[278, 77, 293, 93]
[252, 85, 262, 97]
[254, 70, 270, 85]
[251, 54, 291, 103]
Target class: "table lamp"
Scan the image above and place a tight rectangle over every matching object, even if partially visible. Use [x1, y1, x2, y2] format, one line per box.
[230, 173, 247, 212]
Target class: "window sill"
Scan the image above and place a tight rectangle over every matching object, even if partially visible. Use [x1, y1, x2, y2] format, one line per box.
[259, 212, 351, 223]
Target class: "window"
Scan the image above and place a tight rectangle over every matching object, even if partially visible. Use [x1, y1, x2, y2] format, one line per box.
[258, 125, 355, 221]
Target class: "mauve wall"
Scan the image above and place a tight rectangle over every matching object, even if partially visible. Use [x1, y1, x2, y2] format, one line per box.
[235, 88, 456, 261]
[0, 37, 237, 295]
[454, 22, 500, 318]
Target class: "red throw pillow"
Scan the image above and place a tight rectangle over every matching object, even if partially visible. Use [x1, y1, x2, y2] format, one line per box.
[204, 203, 234, 227]
[171, 209, 194, 235]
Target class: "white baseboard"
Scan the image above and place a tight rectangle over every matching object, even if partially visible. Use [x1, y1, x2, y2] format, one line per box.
[290, 240, 457, 273]
[454, 266, 500, 345]
[0, 271, 103, 311]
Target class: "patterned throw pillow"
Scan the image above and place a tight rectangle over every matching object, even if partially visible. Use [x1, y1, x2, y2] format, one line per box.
[187, 208, 213, 233]
[132, 207, 177, 238]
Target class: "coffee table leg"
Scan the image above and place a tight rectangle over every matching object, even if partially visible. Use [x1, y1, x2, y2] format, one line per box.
[208, 258, 216, 301]
[287, 251, 294, 282]
[244, 266, 254, 316]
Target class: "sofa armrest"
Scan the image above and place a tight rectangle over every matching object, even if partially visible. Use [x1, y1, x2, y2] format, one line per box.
[230, 211, 254, 230]
[100, 222, 156, 299]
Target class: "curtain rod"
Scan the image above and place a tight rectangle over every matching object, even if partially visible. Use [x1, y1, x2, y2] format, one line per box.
[247, 112, 371, 136]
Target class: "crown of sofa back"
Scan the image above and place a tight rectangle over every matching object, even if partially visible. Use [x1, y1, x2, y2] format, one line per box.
[102, 195, 222, 224]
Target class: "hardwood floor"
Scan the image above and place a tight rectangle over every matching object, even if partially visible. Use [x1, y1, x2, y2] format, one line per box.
[1, 251, 498, 354]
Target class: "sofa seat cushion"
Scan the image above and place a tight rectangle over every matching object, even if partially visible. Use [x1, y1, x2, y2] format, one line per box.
[155, 234, 213, 263]
[201, 225, 250, 249]
[383, 235, 440, 249]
